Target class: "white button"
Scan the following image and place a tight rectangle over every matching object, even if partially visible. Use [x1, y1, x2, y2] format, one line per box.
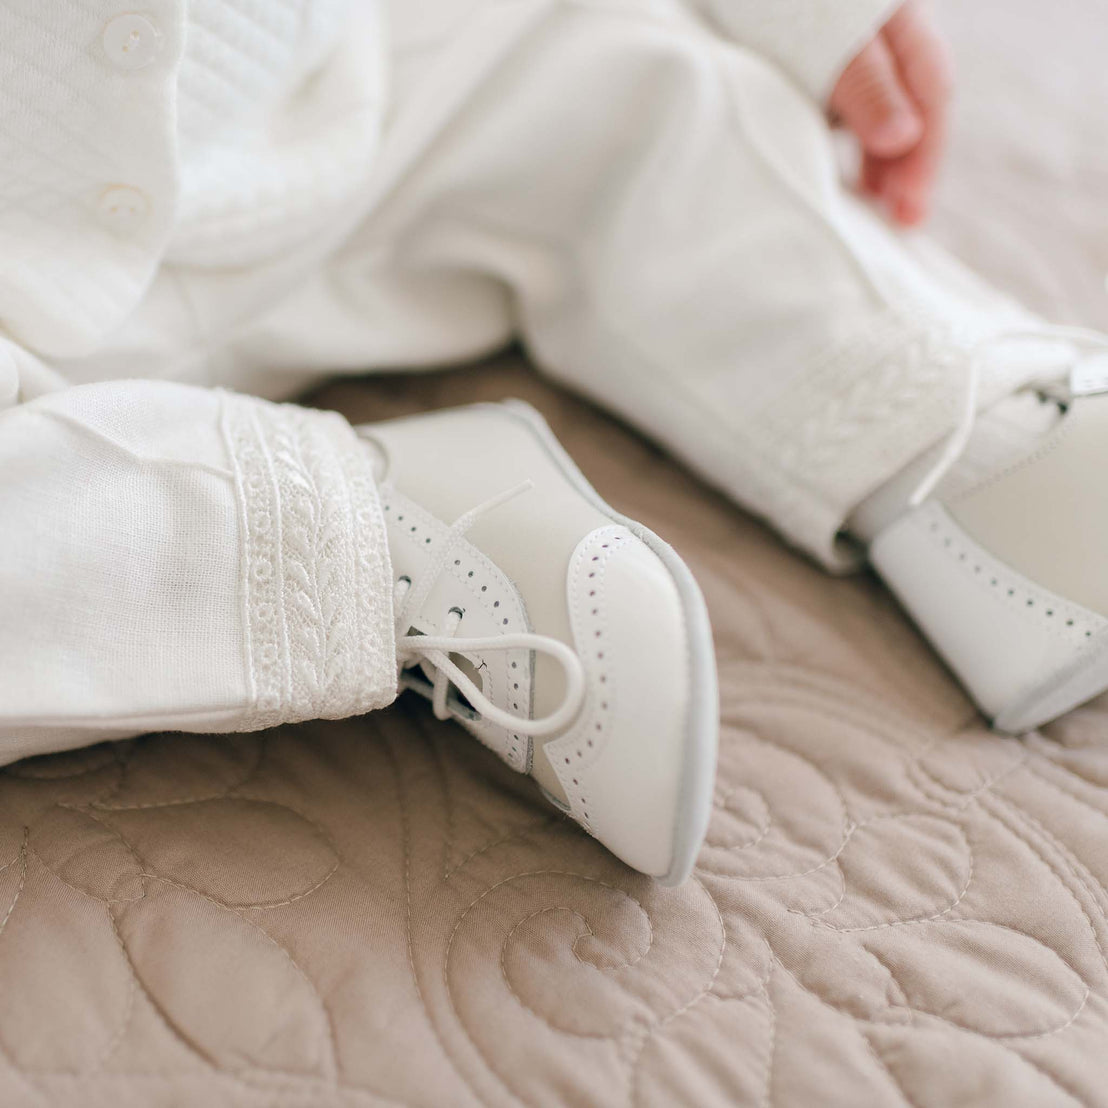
[98, 185, 150, 233]
[102, 14, 162, 70]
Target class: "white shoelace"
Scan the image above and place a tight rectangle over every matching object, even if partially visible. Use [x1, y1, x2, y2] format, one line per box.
[908, 324, 1108, 507]
[392, 480, 587, 738]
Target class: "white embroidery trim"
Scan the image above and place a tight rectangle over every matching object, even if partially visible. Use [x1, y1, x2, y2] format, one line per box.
[222, 393, 397, 730]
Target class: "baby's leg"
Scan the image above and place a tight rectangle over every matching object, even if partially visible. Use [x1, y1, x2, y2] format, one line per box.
[2, 356, 717, 879]
[357, 0, 1108, 728]
[0, 371, 397, 763]
[361, 0, 1044, 566]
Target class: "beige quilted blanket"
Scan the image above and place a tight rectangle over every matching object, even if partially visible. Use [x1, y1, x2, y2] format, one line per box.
[4, 2, 1108, 1104]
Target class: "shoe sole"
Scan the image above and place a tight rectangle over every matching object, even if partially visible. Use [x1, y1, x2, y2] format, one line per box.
[995, 627, 1108, 732]
[490, 399, 719, 886]
[872, 502, 1108, 736]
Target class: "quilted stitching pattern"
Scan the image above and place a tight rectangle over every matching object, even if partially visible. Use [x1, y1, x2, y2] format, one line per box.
[4, 360, 1108, 1107]
[0, 0, 183, 354]
[170, 0, 385, 265]
[176, 0, 327, 145]
[0, 0, 384, 350]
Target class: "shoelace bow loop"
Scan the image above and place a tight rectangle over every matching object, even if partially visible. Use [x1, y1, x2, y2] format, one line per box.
[389, 480, 587, 739]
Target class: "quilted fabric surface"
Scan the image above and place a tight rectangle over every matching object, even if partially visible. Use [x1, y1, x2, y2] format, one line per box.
[4, 0, 1108, 1104]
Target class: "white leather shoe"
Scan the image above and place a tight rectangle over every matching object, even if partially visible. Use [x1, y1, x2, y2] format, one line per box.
[356, 401, 718, 884]
[868, 332, 1108, 733]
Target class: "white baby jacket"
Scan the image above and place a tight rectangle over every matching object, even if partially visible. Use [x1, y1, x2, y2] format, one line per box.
[0, 0, 894, 374]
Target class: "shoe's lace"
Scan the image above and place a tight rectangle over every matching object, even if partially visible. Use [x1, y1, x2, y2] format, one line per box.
[393, 480, 587, 739]
[908, 324, 1108, 507]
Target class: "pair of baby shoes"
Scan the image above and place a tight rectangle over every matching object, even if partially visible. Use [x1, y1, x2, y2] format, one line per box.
[361, 332, 1108, 884]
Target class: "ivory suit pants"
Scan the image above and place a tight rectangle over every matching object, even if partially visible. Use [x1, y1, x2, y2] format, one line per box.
[0, 0, 1041, 761]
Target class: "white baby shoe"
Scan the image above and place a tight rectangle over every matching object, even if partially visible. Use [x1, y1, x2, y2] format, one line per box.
[865, 330, 1108, 733]
[357, 401, 718, 884]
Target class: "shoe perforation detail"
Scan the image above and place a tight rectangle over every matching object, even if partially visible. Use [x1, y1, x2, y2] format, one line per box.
[549, 527, 633, 832]
[380, 487, 533, 771]
[919, 505, 1103, 643]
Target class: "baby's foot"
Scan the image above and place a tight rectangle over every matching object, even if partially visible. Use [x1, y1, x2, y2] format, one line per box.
[858, 332, 1108, 732]
[358, 401, 718, 884]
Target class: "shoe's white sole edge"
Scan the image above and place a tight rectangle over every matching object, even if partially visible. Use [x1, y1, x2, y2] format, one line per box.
[994, 626, 1108, 733]
[492, 399, 719, 887]
[872, 503, 1108, 737]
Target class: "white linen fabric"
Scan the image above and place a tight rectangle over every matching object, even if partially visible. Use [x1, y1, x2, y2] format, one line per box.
[689, 0, 899, 100]
[0, 0, 1049, 762]
[0, 379, 397, 764]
